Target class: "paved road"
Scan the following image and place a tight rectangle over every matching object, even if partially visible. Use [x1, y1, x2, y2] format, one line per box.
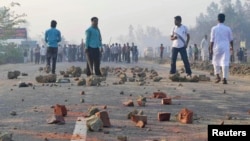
[0, 60, 250, 141]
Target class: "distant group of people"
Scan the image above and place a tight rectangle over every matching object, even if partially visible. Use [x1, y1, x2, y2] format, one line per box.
[102, 42, 139, 63]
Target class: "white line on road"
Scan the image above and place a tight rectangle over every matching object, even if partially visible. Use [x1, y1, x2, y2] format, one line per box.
[71, 117, 87, 141]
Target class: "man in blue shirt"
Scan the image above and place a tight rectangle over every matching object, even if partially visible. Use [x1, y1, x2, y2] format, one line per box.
[85, 17, 103, 76]
[45, 20, 61, 74]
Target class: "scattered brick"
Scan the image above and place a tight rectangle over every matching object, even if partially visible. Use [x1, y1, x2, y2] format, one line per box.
[95, 111, 111, 127]
[80, 91, 85, 95]
[152, 92, 167, 99]
[161, 98, 172, 105]
[131, 115, 147, 124]
[47, 115, 65, 125]
[123, 100, 134, 107]
[137, 100, 146, 106]
[54, 104, 67, 117]
[127, 110, 138, 119]
[177, 108, 193, 124]
[158, 112, 171, 121]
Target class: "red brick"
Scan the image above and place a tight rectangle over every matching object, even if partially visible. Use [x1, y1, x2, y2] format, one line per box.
[123, 100, 134, 107]
[177, 108, 193, 124]
[131, 115, 147, 124]
[161, 98, 172, 105]
[95, 111, 111, 127]
[153, 92, 167, 99]
[47, 115, 65, 125]
[54, 104, 67, 117]
[158, 112, 171, 121]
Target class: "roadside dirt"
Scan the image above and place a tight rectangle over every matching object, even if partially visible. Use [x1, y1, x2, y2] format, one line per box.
[0, 60, 249, 141]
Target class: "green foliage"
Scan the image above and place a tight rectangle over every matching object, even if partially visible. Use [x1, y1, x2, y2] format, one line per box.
[0, 2, 26, 40]
[0, 43, 24, 64]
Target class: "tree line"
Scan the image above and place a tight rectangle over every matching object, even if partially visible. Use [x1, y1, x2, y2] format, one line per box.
[190, 0, 250, 49]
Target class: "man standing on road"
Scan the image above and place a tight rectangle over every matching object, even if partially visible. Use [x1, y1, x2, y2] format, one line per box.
[209, 13, 233, 84]
[40, 45, 46, 64]
[169, 15, 192, 77]
[200, 34, 209, 62]
[160, 44, 164, 59]
[45, 20, 61, 74]
[85, 17, 103, 76]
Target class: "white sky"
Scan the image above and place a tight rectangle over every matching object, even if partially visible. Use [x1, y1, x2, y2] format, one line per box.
[2, 0, 227, 44]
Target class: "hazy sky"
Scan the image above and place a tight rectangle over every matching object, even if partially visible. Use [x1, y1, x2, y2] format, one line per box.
[2, 0, 226, 44]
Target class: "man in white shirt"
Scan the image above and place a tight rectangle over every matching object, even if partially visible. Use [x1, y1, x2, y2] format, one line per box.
[209, 13, 233, 84]
[170, 15, 192, 77]
[40, 45, 47, 64]
[200, 35, 209, 62]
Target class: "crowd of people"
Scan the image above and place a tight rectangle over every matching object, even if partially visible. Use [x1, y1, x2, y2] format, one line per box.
[24, 42, 140, 64]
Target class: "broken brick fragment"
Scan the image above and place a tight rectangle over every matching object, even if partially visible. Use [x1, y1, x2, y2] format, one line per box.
[161, 98, 172, 105]
[158, 112, 171, 121]
[152, 92, 167, 99]
[47, 115, 65, 125]
[137, 100, 146, 106]
[95, 110, 111, 127]
[54, 104, 67, 117]
[136, 120, 145, 128]
[131, 115, 147, 124]
[123, 100, 134, 107]
[177, 108, 193, 124]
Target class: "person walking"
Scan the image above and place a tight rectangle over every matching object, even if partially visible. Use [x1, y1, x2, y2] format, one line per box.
[85, 17, 103, 76]
[187, 45, 193, 63]
[200, 35, 209, 62]
[160, 44, 164, 59]
[193, 44, 199, 62]
[169, 15, 192, 77]
[34, 44, 40, 64]
[23, 49, 28, 63]
[40, 45, 46, 64]
[209, 13, 233, 84]
[45, 20, 61, 74]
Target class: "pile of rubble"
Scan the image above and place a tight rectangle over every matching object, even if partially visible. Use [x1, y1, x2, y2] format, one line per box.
[111, 66, 163, 86]
[191, 61, 250, 76]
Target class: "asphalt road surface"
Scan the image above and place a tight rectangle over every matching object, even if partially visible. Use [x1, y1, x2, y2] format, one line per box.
[0, 60, 250, 141]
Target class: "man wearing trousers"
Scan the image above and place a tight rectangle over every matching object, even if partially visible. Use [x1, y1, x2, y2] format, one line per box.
[85, 17, 103, 76]
[169, 15, 192, 77]
[45, 20, 61, 74]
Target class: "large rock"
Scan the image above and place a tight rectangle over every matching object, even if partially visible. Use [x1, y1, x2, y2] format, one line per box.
[87, 107, 100, 116]
[100, 66, 109, 77]
[86, 75, 104, 86]
[86, 115, 103, 132]
[67, 66, 82, 77]
[35, 74, 57, 83]
[77, 78, 86, 86]
[7, 70, 20, 79]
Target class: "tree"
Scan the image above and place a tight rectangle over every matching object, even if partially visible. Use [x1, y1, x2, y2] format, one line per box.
[0, 2, 27, 64]
[190, 0, 250, 49]
[0, 2, 26, 40]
